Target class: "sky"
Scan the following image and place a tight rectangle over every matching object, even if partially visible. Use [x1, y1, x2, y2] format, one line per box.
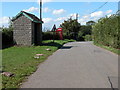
[0, 0, 119, 31]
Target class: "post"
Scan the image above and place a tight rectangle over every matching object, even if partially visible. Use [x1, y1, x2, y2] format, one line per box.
[76, 13, 78, 21]
[52, 24, 56, 43]
[53, 31, 55, 43]
[39, 0, 42, 45]
[40, 0, 42, 20]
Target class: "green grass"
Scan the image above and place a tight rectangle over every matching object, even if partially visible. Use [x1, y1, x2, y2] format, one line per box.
[94, 42, 120, 55]
[2, 39, 75, 89]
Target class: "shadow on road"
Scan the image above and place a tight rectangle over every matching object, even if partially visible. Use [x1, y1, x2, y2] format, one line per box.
[60, 46, 73, 49]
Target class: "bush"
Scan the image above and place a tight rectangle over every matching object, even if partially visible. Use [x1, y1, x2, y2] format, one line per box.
[92, 15, 120, 49]
[42, 32, 53, 40]
[77, 31, 84, 41]
[2, 27, 13, 47]
[84, 35, 92, 41]
[42, 32, 60, 40]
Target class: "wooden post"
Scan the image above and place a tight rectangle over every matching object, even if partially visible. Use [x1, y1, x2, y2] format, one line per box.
[40, 0, 42, 45]
[52, 24, 56, 43]
[40, 0, 42, 20]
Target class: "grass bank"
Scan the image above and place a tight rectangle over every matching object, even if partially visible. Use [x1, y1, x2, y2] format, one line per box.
[94, 42, 120, 55]
[2, 39, 75, 89]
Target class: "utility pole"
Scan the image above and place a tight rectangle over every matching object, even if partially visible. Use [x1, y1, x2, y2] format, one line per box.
[40, 0, 42, 20]
[39, 0, 42, 45]
[76, 13, 78, 21]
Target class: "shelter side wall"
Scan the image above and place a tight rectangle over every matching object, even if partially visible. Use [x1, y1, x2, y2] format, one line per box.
[31, 22, 34, 45]
[36, 23, 42, 45]
[13, 15, 32, 45]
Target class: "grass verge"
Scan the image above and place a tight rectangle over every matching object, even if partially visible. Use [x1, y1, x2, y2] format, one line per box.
[94, 42, 120, 55]
[2, 39, 75, 89]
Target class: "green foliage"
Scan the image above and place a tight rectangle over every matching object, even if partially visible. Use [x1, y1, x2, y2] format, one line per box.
[2, 27, 13, 46]
[77, 32, 84, 41]
[60, 19, 95, 41]
[94, 42, 120, 55]
[92, 14, 120, 49]
[60, 18, 81, 40]
[42, 32, 59, 40]
[80, 25, 92, 36]
[84, 35, 92, 41]
[77, 25, 92, 41]
[42, 32, 53, 40]
[2, 17, 14, 47]
[61, 18, 81, 33]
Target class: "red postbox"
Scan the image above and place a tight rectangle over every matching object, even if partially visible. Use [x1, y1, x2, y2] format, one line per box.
[55, 28, 63, 40]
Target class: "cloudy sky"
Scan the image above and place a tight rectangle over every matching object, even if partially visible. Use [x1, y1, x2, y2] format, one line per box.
[0, 0, 118, 30]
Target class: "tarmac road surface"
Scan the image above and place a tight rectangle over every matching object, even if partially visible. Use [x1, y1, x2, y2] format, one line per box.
[21, 42, 118, 88]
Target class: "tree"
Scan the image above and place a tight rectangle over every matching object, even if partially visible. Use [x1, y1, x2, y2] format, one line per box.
[60, 18, 81, 40]
[92, 15, 120, 49]
[80, 25, 92, 36]
[2, 17, 14, 47]
[77, 25, 92, 41]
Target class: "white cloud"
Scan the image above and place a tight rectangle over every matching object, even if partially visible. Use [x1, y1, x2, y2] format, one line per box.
[83, 15, 89, 19]
[24, 7, 51, 13]
[106, 10, 113, 14]
[78, 10, 108, 25]
[79, 18, 84, 22]
[90, 11, 103, 17]
[43, 7, 50, 13]
[107, 14, 112, 17]
[78, 18, 87, 25]
[43, 18, 53, 23]
[23, 7, 39, 12]
[55, 17, 67, 21]
[0, 17, 10, 27]
[52, 9, 66, 15]
[43, 9, 114, 28]
[55, 13, 80, 22]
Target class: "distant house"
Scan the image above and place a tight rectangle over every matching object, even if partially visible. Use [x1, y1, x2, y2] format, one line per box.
[116, 10, 120, 16]
[12, 11, 43, 46]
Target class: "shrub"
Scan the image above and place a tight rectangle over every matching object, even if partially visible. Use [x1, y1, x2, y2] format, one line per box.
[42, 32, 60, 40]
[2, 27, 13, 47]
[42, 32, 53, 40]
[84, 35, 92, 41]
[92, 15, 120, 49]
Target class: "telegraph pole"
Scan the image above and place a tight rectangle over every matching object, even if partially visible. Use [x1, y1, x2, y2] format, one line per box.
[76, 13, 78, 21]
[40, 0, 42, 20]
[40, 0, 42, 45]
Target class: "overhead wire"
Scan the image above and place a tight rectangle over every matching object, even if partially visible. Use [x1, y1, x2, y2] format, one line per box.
[89, 1, 109, 15]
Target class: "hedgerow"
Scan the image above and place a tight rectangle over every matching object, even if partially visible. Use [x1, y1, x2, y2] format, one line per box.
[2, 27, 13, 47]
[92, 14, 120, 49]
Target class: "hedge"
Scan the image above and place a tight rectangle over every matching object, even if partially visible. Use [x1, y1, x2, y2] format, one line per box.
[92, 14, 120, 49]
[2, 27, 13, 47]
[42, 32, 60, 40]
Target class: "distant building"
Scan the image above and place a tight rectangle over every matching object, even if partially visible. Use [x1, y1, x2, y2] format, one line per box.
[116, 10, 120, 16]
[12, 11, 43, 46]
[117, 1, 120, 15]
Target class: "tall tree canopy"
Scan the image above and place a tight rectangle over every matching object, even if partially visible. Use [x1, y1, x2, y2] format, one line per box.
[60, 18, 81, 34]
[60, 18, 81, 40]
[92, 14, 120, 49]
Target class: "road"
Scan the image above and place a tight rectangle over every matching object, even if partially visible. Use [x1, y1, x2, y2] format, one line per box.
[21, 42, 118, 88]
